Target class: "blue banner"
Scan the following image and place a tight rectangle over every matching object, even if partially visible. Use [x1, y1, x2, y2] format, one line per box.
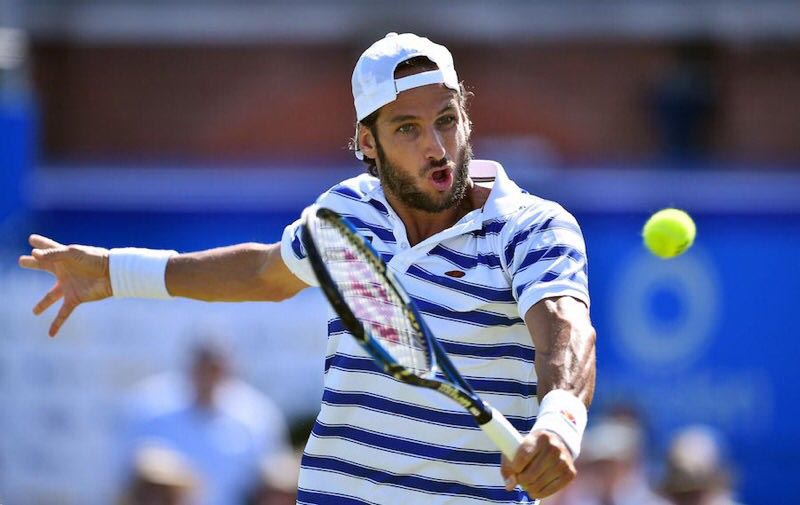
[0, 98, 36, 223]
[581, 212, 800, 504]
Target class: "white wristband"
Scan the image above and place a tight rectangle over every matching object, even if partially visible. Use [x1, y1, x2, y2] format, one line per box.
[109, 248, 178, 299]
[532, 389, 588, 459]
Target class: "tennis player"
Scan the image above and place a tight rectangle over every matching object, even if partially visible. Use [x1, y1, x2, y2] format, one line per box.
[20, 33, 596, 504]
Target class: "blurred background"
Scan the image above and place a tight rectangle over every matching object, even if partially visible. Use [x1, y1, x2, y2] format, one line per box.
[2, 1, 800, 504]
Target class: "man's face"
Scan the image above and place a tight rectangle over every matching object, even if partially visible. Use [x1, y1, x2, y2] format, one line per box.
[191, 352, 227, 405]
[365, 85, 472, 213]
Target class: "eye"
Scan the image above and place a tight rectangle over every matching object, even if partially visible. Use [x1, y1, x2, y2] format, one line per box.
[437, 115, 457, 127]
[396, 123, 417, 134]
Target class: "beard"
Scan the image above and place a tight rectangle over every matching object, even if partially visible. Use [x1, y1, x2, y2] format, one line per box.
[376, 139, 473, 214]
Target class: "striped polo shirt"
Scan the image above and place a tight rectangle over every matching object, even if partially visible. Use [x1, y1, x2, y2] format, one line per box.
[280, 160, 590, 504]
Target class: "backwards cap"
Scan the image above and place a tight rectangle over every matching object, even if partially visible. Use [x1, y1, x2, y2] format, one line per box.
[351, 32, 459, 160]
[352, 32, 459, 121]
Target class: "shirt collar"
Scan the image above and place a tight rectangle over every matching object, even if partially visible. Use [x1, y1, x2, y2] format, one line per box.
[468, 159, 525, 221]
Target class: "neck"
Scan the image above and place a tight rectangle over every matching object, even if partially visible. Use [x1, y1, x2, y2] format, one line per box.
[194, 392, 215, 410]
[386, 178, 490, 246]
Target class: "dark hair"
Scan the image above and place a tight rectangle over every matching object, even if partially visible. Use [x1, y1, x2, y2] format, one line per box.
[350, 56, 473, 177]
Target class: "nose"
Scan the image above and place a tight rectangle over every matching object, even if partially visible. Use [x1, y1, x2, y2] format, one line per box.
[422, 126, 446, 162]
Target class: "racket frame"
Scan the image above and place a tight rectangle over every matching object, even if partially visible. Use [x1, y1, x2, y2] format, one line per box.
[301, 206, 523, 458]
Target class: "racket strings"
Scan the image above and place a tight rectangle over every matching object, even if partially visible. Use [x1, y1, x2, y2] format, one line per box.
[314, 217, 431, 375]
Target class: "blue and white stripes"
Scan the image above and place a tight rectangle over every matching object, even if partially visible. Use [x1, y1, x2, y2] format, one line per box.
[280, 160, 588, 504]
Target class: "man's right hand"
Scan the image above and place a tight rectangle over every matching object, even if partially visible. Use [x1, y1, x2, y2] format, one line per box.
[18, 234, 113, 337]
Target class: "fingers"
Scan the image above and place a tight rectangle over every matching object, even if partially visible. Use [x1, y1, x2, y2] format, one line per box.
[18, 255, 46, 271]
[522, 449, 574, 498]
[501, 432, 576, 498]
[499, 456, 517, 489]
[525, 472, 573, 499]
[29, 281, 73, 337]
[508, 436, 539, 475]
[34, 284, 63, 315]
[23, 234, 81, 337]
[29, 234, 62, 249]
[49, 302, 77, 337]
[31, 247, 70, 265]
[518, 434, 576, 498]
[537, 474, 570, 498]
[502, 438, 537, 491]
[19, 247, 69, 271]
[22, 235, 68, 270]
[517, 436, 558, 485]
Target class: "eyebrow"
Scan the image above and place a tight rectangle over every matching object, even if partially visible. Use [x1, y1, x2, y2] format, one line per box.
[387, 103, 457, 124]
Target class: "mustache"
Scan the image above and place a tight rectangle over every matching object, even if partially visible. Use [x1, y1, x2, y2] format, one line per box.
[419, 157, 452, 176]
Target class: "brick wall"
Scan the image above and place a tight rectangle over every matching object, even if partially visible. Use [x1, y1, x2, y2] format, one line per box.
[32, 40, 800, 163]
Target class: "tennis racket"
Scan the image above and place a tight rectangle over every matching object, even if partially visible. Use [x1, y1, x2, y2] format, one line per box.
[301, 206, 523, 460]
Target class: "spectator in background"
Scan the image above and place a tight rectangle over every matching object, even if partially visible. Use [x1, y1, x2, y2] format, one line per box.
[122, 339, 290, 505]
[119, 441, 199, 505]
[547, 413, 669, 505]
[659, 426, 744, 505]
[245, 450, 303, 505]
[650, 41, 718, 162]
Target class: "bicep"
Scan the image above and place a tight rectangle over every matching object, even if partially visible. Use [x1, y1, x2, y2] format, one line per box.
[524, 296, 591, 354]
[258, 243, 310, 301]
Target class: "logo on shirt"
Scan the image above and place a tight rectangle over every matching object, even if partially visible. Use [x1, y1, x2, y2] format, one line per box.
[444, 270, 466, 278]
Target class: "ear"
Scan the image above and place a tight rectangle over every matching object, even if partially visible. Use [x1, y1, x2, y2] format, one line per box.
[359, 125, 378, 161]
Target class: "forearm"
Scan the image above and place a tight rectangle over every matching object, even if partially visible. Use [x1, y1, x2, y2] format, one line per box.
[501, 296, 595, 489]
[527, 297, 596, 408]
[165, 242, 307, 302]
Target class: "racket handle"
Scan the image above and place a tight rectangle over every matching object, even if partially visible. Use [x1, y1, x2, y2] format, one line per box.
[480, 405, 524, 460]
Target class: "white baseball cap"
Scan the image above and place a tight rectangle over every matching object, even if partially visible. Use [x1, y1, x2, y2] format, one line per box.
[353, 32, 459, 120]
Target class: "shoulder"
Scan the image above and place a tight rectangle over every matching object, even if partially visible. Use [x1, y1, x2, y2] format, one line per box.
[123, 372, 190, 422]
[488, 194, 586, 270]
[318, 174, 378, 206]
[316, 173, 391, 219]
[498, 194, 581, 238]
[218, 380, 287, 429]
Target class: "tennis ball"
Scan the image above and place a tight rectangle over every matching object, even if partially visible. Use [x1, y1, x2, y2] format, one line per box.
[642, 208, 696, 259]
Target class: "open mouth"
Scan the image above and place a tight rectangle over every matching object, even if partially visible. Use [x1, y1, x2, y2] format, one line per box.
[429, 167, 454, 191]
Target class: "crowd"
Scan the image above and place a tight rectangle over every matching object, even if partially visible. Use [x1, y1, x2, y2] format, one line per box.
[117, 339, 298, 505]
[547, 407, 744, 505]
[113, 337, 744, 505]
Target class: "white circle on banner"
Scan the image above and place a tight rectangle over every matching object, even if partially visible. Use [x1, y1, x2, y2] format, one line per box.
[611, 250, 719, 367]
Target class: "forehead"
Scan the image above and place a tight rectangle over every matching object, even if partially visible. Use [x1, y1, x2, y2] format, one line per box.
[378, 84, 459, 121]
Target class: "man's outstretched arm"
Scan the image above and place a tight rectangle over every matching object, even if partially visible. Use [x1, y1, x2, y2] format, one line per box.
[166, 242, 307, 302]
[19, 234, 308, 336]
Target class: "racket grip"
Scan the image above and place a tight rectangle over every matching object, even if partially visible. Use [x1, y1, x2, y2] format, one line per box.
[480, 405, 524, 460]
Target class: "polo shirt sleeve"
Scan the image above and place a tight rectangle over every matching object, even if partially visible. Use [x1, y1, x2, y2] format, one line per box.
[501, 203, 590, 319]
[281, 182, 353, 288]
[280, 205, 321, 287]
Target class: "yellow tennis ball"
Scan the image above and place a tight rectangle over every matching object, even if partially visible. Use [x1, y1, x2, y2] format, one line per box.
[642, 208, 696, 259]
